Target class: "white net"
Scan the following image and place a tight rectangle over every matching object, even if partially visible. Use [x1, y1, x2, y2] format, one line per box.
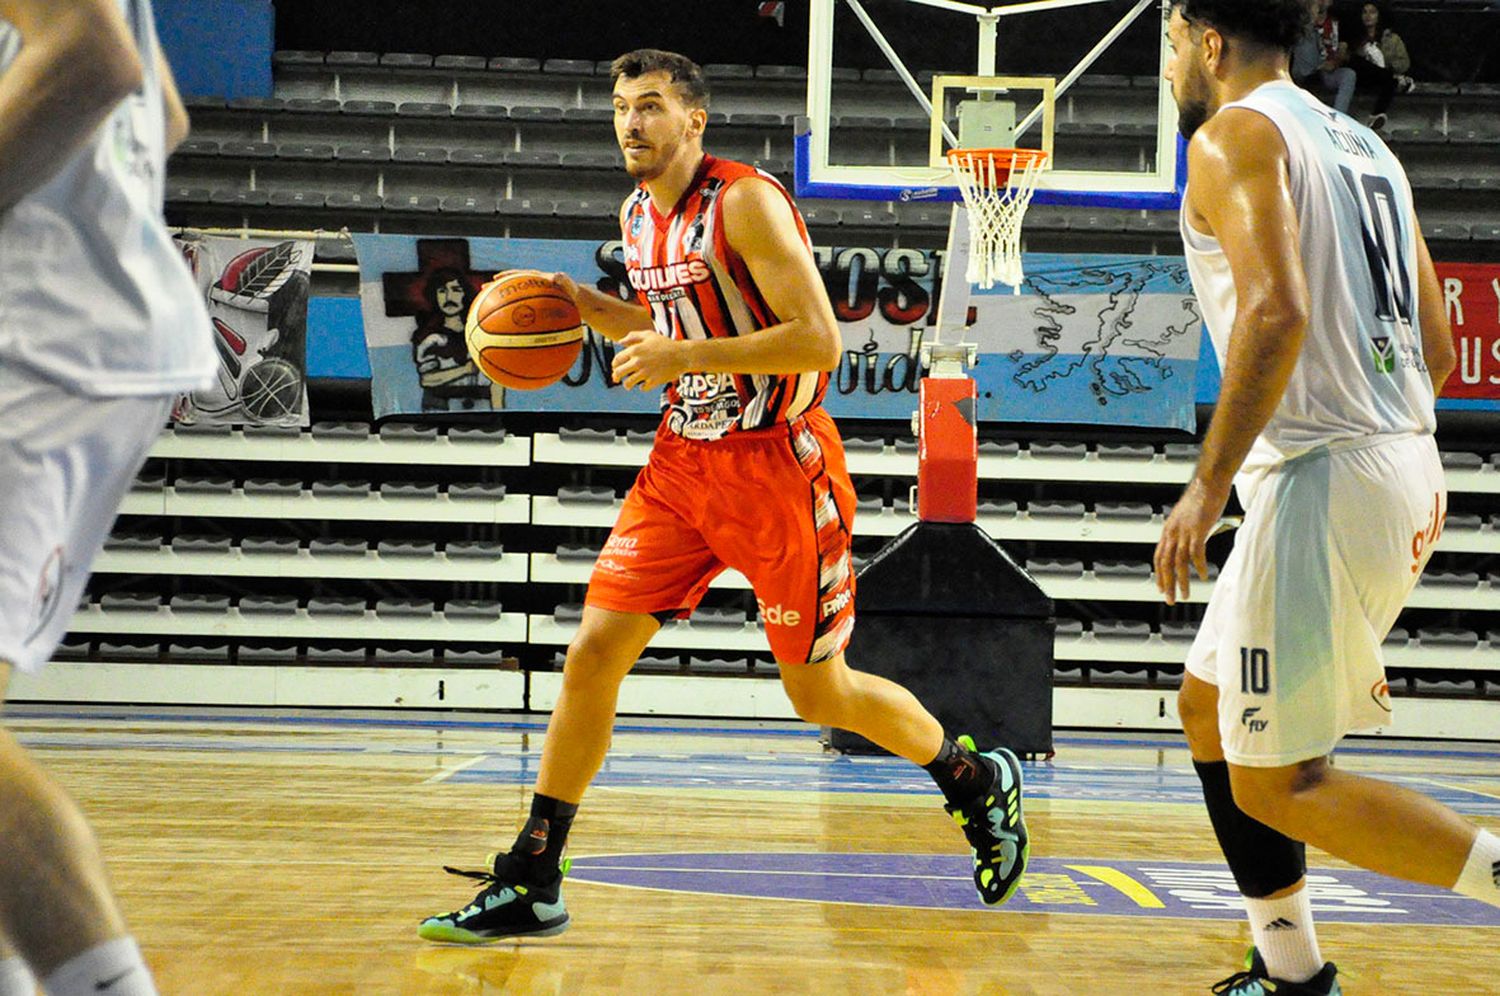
[947, 149, 1049, 291]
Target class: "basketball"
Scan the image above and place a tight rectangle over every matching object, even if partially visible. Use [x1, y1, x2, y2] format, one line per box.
[464, 270, 584, 389]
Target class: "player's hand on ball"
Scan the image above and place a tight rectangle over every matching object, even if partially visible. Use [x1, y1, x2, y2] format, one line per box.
[612, 330, 687, 390]
[549, 271, 580, 301]
[1153, 476, 1229, 606]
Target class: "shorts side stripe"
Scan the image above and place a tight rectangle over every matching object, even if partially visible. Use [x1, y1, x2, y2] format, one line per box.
[1272, 445, 1335, 713]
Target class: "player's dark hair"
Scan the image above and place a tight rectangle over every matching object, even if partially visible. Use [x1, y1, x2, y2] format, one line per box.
[1171, 0, 1312, 51]
[610, 49, 710, 109]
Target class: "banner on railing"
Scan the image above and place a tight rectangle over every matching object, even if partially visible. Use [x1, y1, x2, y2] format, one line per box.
[1435, 262, 1500, 408]
[172, 234, 313, 426]
[354, 233, 1204, 428]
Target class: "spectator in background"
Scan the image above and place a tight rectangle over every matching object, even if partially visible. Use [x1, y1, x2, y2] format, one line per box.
[1349, 1, 1413, 131]
[1292, 0, 1355, 112]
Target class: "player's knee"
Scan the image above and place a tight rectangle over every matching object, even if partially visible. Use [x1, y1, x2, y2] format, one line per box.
[1228, 760, 1326, 830]
[780, 666, 846, 727]
[561, 637, 633, 690]
[1176, 684, 1214, 737]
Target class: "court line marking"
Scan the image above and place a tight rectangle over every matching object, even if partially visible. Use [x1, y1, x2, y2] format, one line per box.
[423, 753, 494, 785]
[1414, 776, 1500, 803]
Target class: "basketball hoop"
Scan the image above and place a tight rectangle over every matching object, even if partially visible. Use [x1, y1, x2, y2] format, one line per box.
[946, 148, 1049, 290]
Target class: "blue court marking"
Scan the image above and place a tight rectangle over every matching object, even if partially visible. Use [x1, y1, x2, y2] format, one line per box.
[566, 852, 1500, 927]
[445, 751, 1500, 816]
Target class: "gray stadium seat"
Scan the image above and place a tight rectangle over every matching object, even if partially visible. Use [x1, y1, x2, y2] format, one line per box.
[1411, 677, 1477, 696]
[98, 642, 160, 661]
[326, 51, 379, 67]
[728, 112, 784, 127]
[241, 537, 300, 556]
[447, 647, 509, 666]
[1025, 558, 1085, 577]
[1161, 621, 1197, 641]
[175, 476, 234, 495]
[380, 481, 440, 498]
[689, 657, 750, 675]
[504, 150, 563, 167]
[239, 644, 299, 663]
[448, 147, 506, 166]
[1473, 226, 1500, 243]
[397, 102, 451, 117]
[1094, 561, 1153, 577]
[694, 607, 748, 626]
[307, 647, 367, 663]
[336, 144, 392, 162]
[381, 52, 433, 68]
[1089, 665, 1151, 687]
[374, 599, 435, 619]
[756, 65, 807, 80]
[1422, 570, 1479, 587]
[977, 499, 1019, 517]
[559, 427, 616, 442]
[311, 479, 371, 497]
[855, 495, 884, 513]
[279, 143, 336, 161]
[1093, 620, 1151, 638]
[501, 197, 555, 217]
[176, 139, 219, 157]
[284, 98, 341, 114]
[844, 207, 897, 228]
[800, 207, 841, 226]
[448, 482, 507, 500]
[556, 544, 601, 563]
[239, 595, 299, 615]
[446, 540, 505, 559]
[434, 55, 488, 71]
[343, 99, 397, 116]
[440, 195, 497, 214]
[168, 643, 231, 664]
[324, 192, 381, 210]
[307, 597, 366, 618]
[209, 189, 271, 207]
[543, 58, 595, 76]
[979, 440, 1022, 457]
[1031, 441, 1087, 458]
[384, 193, 444, 214]
[273, 50, 324, 66]
[445, 600, 503, 621]
[835, 114, 895, 130]
[1425, 223, 1471, 242]
[1054, 618, 1086, 637]
[172, 535, 232, 553]
[632, 656, 684, 674]
[53, 640, 91, 661]
[219, 141, 277, 158]
[132, 475, 165, 492]
[1098, 443, 1155, 460]
[268, 190, 328, 208]
[100, 593, 162, 612]
[1384, 627, 1410, 645]
[1164, 443, 1200, 462]
[377, 540, 437, 558]
[448, 425, 506, 443]
[309, 538, 368, 557]
[1417, 627, 1480, 646]
[843, 436, 884, 453]
[167, 186, 211, 204]
[508, 105, 564, 122]
[374, 647, 436, 665]
[1440, 450, 1483, 470]
[1095, 502, 1154, 520]
[558, 486, 616, 505]
[488, 56, 541, 72]
[105, 533, 163, 551]
[555, 199, 613, 218]
[553, 603, 585, 623]
[704, 64, 754, 80]
[227, 96, 284, 112]
[1028, 500, 1086, 519]
[453, 104, 509, 120]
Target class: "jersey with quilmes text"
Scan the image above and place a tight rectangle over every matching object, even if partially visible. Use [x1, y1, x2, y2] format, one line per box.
[621, 154, 827, 440]
[0, 0, 216, 396]
[1180, 80, 1435, 473]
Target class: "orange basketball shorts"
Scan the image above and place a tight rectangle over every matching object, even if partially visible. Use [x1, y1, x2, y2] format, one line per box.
[585, 407, 858, 665]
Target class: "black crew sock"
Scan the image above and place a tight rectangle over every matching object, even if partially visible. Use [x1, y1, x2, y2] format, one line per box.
[923, 737, 992, 806]
[507, 793, 579, 883]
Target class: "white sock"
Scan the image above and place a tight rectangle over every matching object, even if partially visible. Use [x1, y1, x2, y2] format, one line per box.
[1454, 828, 1500, 908]
[1245, 887, 1323, 984]
[0, 957, 34, 996]
[41, 937, 155, 996]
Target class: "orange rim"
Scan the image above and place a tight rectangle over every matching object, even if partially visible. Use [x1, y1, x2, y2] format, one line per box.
[946, 147, 1049, 188]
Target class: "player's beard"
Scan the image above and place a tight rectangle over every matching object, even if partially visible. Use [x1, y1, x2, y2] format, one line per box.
[623, 136, 678, 181]
[1174, 60, 1212, 140]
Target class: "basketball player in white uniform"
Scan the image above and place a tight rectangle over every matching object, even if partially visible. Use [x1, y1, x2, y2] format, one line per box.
[0, 2, 214, 994]
[1157, 2, 1500, 993]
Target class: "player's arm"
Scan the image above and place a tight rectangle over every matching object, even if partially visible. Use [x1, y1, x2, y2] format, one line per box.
[1413, 227, 1456, 393]
[157, 48, 189, 154]
[1154, 110, 1310, 605]
[0, 0, 144, 214]
[549, 201, 652, 342]
[612, 178, 840, 389]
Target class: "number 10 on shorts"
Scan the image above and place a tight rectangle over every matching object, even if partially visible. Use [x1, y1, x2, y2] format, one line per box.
[1240, 647, 1270, 694]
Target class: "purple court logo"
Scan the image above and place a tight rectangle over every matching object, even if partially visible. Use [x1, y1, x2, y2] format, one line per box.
[567, 852, 1500, 928]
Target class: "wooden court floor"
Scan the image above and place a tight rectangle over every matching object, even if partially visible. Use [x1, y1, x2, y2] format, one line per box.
[5, 707, 1498, 995]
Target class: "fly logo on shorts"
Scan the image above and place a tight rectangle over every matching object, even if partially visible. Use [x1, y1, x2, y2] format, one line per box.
[1410, 491, 1446, 574]
[1240, 707, 1269, 734]
[757, 600, 802, 627]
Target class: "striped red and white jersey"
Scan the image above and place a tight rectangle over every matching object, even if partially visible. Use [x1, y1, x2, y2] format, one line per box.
[621, 154, 829, 440]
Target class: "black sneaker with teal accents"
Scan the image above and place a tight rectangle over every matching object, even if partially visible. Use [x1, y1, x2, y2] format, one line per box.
[1211, 948, 1342, 995]
[418, 853, 570, 944]
[945, 734, 1028, 906]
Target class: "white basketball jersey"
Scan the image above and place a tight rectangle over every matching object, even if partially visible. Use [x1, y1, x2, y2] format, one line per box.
[0, 0, 216, 396]
[1181, 80, 1436, 472]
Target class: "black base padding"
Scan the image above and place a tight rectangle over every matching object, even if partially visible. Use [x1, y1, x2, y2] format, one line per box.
[830, 522, 1055, 757]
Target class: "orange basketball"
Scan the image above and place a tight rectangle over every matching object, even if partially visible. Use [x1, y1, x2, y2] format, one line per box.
[464, 270, 584, 389]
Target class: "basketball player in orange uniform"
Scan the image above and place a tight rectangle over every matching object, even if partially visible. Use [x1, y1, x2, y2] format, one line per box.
[419, 49, 1030, 943]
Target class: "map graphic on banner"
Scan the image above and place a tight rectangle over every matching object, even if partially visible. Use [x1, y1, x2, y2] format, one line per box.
[172, 235, 313, 427]
[355, 235, 1202, 427]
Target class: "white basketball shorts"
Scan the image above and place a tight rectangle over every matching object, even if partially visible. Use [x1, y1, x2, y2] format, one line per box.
[1185, 432, 1445, 767]
[0, 367, 173, 676]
